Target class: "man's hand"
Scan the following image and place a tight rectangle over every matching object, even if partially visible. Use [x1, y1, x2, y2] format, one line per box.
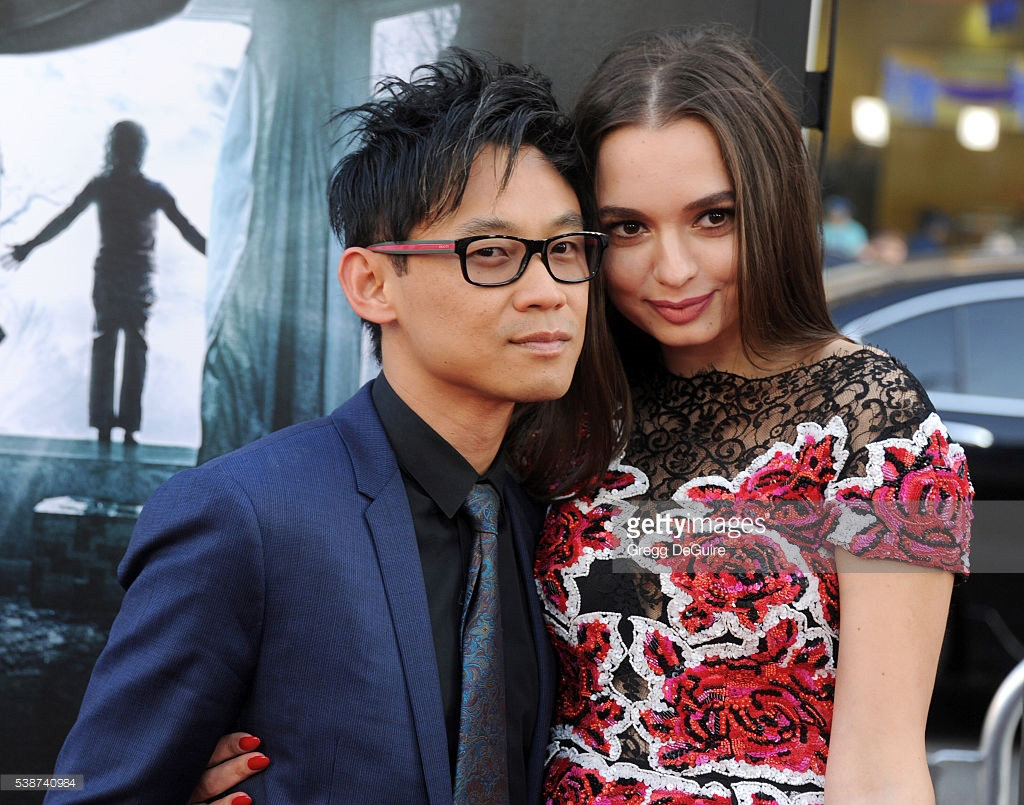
[187, 733, 270, 804]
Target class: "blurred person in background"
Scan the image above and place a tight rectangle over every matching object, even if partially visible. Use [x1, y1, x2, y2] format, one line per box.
[860, 228, 908, 266]
[1, 121, 206, 445]
[907, 208, 953, 259]
[822, 194, 869, 266]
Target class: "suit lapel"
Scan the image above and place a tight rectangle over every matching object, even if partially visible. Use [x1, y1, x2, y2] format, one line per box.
[333, 386, 452, 803]
[365, 482, 452, 803]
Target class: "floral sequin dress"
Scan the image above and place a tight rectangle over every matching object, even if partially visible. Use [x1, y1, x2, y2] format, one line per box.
[535, 350, 972, 805]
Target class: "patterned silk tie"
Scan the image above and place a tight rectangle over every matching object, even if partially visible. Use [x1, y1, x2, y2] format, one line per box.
[454, 482, 509, 804]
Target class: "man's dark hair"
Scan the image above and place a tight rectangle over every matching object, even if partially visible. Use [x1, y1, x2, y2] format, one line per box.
[328, 48, 627, 499]
[328, 47, 593, 363]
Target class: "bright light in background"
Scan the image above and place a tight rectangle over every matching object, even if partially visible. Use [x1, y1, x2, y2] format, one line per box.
[852, 95, 891, 147]
[0, 19, 249, 446]
[957, 105, 1000, 150]
[371, 4, 460, 93]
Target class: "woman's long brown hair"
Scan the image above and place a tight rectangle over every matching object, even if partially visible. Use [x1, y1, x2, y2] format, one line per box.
[575, 26, 840, 377]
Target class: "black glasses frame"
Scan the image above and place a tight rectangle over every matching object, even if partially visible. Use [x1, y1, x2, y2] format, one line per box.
[366, 231, 608, 287]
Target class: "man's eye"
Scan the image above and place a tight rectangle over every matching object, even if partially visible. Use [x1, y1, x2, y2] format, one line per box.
[471, 246, 511, 260]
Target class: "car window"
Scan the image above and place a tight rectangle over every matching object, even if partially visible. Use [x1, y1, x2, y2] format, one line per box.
[960, 298, 1024, 399]
[864, 308, 956, 392]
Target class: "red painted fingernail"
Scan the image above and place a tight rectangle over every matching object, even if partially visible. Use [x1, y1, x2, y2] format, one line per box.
[231, 796, 252, 805]
[247, 755, 271, 771]
[239, 735, 261, 751]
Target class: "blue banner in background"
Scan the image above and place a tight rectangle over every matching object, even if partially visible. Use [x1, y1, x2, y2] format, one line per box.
[883, 56, 941, 124]
[1012, 59, 1024, 124]
[987, 0, 1021, 31]
[883, 50, 1024, 131]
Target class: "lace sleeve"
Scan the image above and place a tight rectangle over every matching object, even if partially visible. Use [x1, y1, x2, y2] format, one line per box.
[826, 353, 972, 573]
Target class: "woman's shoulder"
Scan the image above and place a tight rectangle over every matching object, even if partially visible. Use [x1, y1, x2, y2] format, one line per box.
[775, 339, 941, 450]
[808, 338, 899, 368]
[806, 339, 929, 396]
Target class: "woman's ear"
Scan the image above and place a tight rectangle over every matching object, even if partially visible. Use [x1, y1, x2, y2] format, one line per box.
[337, 247, 396, 325]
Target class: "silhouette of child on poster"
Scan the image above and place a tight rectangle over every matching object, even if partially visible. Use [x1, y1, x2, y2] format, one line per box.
[2, 121, 206, 445]
[1, 139, 5, 346]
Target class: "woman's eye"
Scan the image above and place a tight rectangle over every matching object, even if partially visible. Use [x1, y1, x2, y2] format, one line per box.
[607, 221, 644, 237]
[700, 209, 734, 228]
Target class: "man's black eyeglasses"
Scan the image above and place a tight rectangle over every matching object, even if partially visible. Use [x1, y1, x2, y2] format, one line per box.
[366, 232, 608, 287]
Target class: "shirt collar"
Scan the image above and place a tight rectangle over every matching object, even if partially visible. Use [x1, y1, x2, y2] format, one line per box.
[371, 373, 506, 518]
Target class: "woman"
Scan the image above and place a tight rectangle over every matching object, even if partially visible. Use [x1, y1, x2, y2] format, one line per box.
[535, 26, 970, 804]
[194, 27, 970, 805]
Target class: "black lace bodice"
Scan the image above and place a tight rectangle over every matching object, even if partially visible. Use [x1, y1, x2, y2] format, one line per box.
[628, 350, 934, 498]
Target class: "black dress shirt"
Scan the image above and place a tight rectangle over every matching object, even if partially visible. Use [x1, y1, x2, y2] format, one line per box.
[372, 376, 539, 802]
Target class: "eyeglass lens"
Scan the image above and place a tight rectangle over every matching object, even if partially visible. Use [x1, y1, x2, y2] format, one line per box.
[464, 234, 601, 285]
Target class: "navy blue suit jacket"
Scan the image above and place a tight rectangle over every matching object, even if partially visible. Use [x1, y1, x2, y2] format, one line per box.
[48, 382, 555, 803]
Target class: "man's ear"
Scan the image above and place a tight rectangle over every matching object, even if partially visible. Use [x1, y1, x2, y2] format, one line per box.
[337, 247, 397, 325]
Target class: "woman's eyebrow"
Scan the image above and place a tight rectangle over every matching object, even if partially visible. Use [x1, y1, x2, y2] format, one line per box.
[682, 190, 735, 212]
[599, 191, 736, 220]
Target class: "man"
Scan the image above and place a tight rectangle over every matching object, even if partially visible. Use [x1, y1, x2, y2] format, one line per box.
[47, 51, 622, 803]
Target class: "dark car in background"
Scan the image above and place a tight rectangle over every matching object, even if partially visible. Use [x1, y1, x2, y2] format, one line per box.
[827, 254, 1024, 500]
[826, 254, 1024, 731]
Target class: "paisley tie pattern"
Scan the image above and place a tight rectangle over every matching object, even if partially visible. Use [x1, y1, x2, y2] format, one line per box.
[454, 482, 508, 804]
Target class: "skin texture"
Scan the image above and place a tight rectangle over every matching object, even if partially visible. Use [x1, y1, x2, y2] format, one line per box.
[339, 144, 589, 473]
[596, 120, 744, 377]
[188, 733, 265, 804]
[825, 552, 952, 804]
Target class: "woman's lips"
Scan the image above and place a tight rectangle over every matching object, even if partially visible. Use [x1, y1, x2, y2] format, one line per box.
[648, 292, 715, 325]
